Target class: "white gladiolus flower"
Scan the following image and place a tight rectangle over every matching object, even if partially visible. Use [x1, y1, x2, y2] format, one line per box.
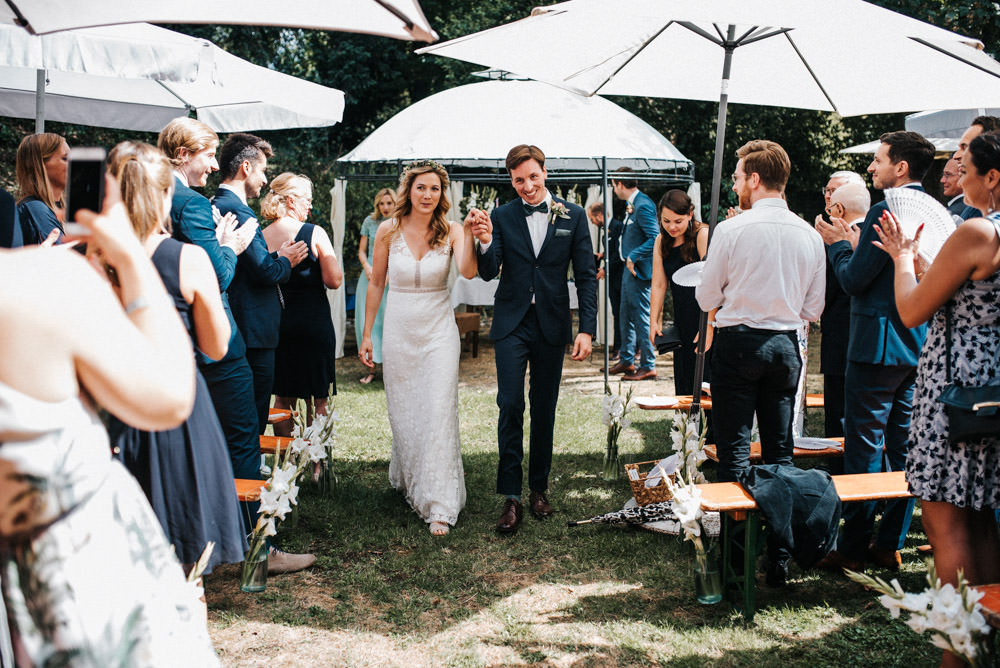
[258, 486, 282, 515]
[306, 440, 327, 463]
[261, 516, 277, 537]
[289, 437, 308, 454]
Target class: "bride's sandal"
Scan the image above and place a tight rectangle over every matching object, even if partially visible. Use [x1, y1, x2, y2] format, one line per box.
[429, 522, 449, 536]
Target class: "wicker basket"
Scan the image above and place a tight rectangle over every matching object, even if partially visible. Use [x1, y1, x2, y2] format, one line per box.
[624, 460, 676, 506]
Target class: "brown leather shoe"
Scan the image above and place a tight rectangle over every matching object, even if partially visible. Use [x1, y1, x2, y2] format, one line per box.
[607, 361, 636, 375]
[529, 490, 554, 518]
[623, 369, 657, 381]
[496, 498, 523, 534]
[815, 550, 864, 573]
[867, 546, 902, 571]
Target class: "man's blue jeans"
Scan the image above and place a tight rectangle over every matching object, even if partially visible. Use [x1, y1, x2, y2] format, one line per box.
[618, 271, 655, 371]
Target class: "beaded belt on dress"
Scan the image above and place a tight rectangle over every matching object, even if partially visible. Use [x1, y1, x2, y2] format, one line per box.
[389, 286, 448, 294]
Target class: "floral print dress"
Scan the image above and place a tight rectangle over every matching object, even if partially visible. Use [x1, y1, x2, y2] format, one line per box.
[0, 380, 219, 667]
[905, 212, 1000, 510]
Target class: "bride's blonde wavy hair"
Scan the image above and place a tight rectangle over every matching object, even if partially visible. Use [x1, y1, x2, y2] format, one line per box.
[385, 161, 451, 249]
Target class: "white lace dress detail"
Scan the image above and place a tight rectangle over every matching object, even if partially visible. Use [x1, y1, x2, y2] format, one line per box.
[382, 233, 466, 526]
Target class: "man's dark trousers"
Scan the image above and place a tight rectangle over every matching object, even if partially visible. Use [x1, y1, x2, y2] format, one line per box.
[711, 326, 801, 567]
[838, 361, 917, 559]
[494, 305, 564, 496]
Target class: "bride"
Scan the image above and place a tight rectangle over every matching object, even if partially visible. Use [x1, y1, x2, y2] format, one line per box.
[359, 161, 478, 536]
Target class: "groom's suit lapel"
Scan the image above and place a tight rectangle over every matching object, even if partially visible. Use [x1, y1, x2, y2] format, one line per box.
[509, 200, 535, 257]
[536, 198, 561, 258]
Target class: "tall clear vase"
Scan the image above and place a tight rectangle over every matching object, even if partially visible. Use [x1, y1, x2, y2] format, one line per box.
[240, 537, 268, 593]
[602, 431, 620, 481]
[693, 546, 722, 604]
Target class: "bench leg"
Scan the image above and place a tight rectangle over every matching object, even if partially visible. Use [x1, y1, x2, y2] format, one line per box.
[721, 511, 763, 621]
[472, 331, 479, 358]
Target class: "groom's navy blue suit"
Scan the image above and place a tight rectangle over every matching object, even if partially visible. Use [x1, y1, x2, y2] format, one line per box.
[478, 195, 598, 496]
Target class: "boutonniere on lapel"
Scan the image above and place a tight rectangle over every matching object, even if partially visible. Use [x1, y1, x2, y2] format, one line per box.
[548, 201, 570, 225]
[625, 202, 634, 216]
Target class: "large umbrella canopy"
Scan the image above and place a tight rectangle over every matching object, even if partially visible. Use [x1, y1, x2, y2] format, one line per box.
[0, 23, 345, 132]
[337, 79, 692, 173]
[1, 20, 210, 82]
[417, 0, 1000, 408]
[417, 0, 1000, 115]
[1, 0, 437, 42]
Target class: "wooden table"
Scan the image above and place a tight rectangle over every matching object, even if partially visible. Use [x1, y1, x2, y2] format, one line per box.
[703, 437, 844, 463]
[636, 393, 825, 412]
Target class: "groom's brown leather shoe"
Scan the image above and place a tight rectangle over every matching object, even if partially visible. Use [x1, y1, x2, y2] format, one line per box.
[529, 490, 553, 518]
[496, 498, 523, 534]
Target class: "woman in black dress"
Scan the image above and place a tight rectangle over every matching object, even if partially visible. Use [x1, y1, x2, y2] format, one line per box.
[106, 141, 247, 574]
[262, 173, 343, 436]
[649, 189, 709, 395]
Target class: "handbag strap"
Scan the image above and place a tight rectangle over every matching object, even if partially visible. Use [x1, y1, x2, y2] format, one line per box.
[944, 302, 953, 383]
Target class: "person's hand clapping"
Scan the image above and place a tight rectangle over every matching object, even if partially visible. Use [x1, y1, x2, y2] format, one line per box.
[873, 211, 923, 263]
[278, 239, 309, 267]
[816, 215, 854, 247]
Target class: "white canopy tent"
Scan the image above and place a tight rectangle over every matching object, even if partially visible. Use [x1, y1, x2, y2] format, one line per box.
[332, 79, 696, 359]
[841, 107, 1000, 155]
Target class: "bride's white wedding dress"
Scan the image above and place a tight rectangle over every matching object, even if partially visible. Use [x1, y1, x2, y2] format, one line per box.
[383, 232, 466, 526]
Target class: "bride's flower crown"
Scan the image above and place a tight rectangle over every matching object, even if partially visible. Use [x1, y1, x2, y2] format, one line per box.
[402, 159, 446, 178]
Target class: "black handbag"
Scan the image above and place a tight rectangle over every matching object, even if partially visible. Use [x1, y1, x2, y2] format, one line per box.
[936, 304, 1000, 444]
[654, 324, 683, 355]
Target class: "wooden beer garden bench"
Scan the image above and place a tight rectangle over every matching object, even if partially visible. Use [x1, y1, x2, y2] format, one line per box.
[703, 437, 844, 463]
[234, 478, 267, 502]
[697, 470, 912, 620]
[259, 434, 294, 455]
[267, 407, 292, 424]
[636, 393, 825, 412]
[454, 311, 481, 358]
[980, 584, 1000, 630]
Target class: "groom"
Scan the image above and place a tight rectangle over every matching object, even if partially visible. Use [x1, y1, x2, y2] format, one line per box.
[470, 144, 598, 534]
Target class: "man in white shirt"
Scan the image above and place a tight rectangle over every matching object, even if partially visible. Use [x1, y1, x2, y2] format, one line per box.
[696, 140, 826, 586]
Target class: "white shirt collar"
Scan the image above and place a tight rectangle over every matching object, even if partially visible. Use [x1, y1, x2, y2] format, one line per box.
[173, 170, 189, 188]
[750, 197, 789, 210]
[627, 190, 638, 206]
[219, 182, 247, 205]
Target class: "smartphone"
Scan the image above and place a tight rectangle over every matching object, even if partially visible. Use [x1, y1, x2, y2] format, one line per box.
[64, 147, 107, 234]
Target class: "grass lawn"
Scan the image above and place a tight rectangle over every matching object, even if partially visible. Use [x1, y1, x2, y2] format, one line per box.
[204, 332, 939, 667]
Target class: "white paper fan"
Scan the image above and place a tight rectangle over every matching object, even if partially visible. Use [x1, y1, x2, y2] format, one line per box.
[883, 188, 957, 263]
[672, 260, 705, 287]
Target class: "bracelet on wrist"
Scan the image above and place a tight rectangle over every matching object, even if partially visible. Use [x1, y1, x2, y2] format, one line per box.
[124, 296, 150, 315]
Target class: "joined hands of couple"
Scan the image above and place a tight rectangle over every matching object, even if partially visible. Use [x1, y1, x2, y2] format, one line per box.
[211, 206, 308, 265]
[462, 207, 592, 362]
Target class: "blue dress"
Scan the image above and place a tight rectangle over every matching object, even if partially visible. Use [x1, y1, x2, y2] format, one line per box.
[273, 223, 338, 398]
[354, 215, 388, 363]
[16, 197, 63, 245]
[109, 238, 247, 571]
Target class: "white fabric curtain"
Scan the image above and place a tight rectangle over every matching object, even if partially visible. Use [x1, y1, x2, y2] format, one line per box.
[327, 178, 348, 358]
[446, 179, 463, 291]
[687, 181, 702, 221]
[584, 183, 606, 346]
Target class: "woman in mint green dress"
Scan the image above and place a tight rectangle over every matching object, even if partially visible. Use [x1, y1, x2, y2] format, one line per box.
[355, 188, 394, 383]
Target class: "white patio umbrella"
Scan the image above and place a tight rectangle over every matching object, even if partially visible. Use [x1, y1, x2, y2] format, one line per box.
[1, 0, 437, 42]
[0, 22, 345, 132]
[417, 0, 1000, 406]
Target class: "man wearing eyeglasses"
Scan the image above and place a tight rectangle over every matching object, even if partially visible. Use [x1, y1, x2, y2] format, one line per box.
[813, 171, 865, 438]
[940, 158, 967, 220]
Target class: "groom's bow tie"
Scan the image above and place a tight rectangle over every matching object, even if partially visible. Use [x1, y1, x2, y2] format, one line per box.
[522, 201, 548, 216]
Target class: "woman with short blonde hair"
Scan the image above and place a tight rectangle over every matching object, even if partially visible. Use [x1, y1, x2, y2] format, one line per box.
[262, 172, 343, 434]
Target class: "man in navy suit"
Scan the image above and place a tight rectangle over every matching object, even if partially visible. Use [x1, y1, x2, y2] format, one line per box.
[608, 168, 659, 381]
[816, 131, 934, 572]
[940, 159, 967, 220]
[0, 189, 22, 248]
[212, 133, 307, 434]
[470, 144, 598, 534]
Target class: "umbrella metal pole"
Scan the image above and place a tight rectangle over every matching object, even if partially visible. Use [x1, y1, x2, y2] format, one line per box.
[602, 156, 610, 389]
[691, 25, 737, 421]
[35, 69, 46, 134]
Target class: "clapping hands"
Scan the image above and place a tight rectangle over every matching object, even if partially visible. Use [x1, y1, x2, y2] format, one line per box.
[873, 211, 923, 262]
[212, 206, 257, 255]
